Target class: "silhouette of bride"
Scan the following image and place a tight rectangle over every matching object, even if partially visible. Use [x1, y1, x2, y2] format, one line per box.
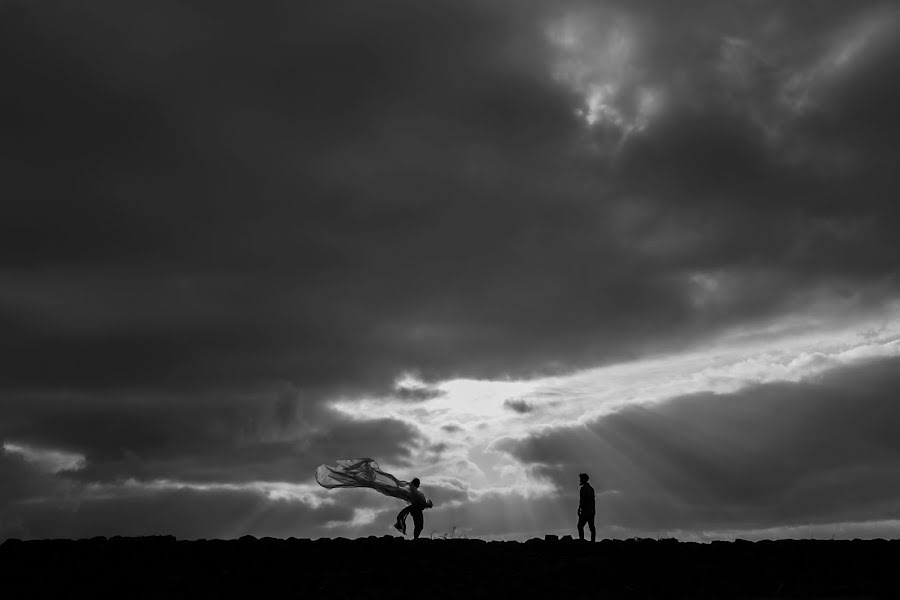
[316, 458, 433, 539]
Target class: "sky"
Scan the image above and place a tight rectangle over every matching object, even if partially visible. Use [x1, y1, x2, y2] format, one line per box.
[2, 0, 900, 541]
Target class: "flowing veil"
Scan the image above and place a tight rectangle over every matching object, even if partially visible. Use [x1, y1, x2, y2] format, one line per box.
[315, 458, 415, 503]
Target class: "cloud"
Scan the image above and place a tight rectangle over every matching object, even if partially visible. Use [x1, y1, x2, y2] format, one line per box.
[2, 483, 350, 541]
[495, 357, 900, 532]
[504, 399, 534, 414]
[2, 0, 900, 539]
[393, 387, 446, 403]
[0, 387, 424, 486]
[2, 0, 899, 401]
[2, 442, 86, 474]
[0, 446, 66, 507]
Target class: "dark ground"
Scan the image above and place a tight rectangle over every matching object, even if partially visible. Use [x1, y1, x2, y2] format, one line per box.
[2, 535, 899, 598]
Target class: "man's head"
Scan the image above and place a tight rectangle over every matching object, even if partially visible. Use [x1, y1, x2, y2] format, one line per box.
[411, 477, 420, 488]
[579, 473, 589, 484]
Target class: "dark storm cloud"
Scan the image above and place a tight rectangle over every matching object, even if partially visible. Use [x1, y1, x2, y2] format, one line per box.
[2, 0, 900, 537]
[394, 387, 446, 403]
[0, 388, 423, 484]
[494, 357, 900, 531]
[3, 0, 897, 399]
[0, 478, 357, 541]
[0, 447, 68, 508]
[0, 0, 577, 391]
[504, 399, 534, 414]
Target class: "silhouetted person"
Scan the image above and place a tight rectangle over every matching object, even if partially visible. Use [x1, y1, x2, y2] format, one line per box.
[577, 472, 595, 542]
[394, 477, 433, 539]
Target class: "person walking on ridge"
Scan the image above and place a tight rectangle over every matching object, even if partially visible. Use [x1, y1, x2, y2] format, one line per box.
[577, 472, 596, 542]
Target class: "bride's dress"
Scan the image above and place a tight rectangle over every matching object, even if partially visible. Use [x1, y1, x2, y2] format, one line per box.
[315, 458, 415, 503]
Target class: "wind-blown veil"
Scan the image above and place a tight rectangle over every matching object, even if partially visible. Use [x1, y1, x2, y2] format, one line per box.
[315, 458, 415, 504]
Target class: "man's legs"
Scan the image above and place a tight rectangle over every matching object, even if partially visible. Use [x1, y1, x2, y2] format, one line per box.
[411, 508, 424, 539]
[577, 512, 596, 542]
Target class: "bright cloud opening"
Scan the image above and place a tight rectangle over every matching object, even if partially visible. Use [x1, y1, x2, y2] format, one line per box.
[2, 442, 86, 474]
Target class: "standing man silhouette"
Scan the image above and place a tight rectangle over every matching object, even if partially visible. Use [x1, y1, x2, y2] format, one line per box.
[577, 472, 596, 542]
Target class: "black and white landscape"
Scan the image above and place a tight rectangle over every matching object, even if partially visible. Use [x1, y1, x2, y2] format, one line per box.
[3, 0, 900, 556]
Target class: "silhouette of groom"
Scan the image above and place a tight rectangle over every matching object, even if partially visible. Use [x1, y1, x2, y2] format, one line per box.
[577, 473, 595, 542]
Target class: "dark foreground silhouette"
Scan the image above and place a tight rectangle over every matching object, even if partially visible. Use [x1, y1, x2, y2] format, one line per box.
[578, 472, 596, 542]
[3, 535, 900, 598]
